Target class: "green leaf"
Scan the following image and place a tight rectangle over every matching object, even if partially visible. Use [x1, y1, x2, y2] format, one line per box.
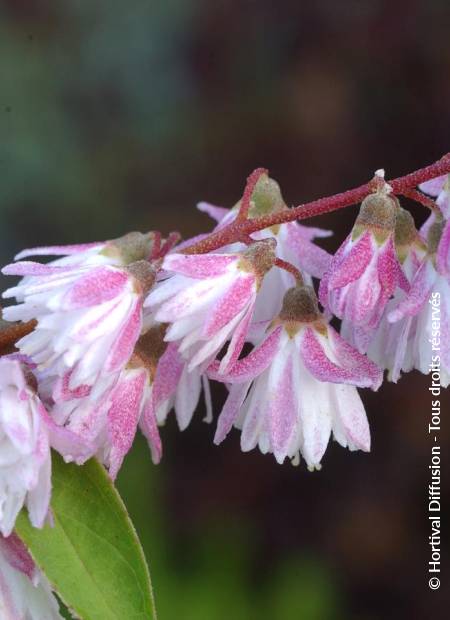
[16, 452, 157, 620]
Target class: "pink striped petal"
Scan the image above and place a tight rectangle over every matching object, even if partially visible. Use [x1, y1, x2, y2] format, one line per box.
[268, 355, 297, 463]
[300, 328, 380, 388]
[197, 201, 230, 223]
[329, 328, 383, 389]
[285, 223, 331, 278]
[52, 370, 91, 402]
[437, 219, 450, 277]
[208, 326, 283, 384]
[106, 300, 142, 372]
[163, 253, 237, 278]
[437, 190, 450, 219]
[63, 267, 129, 309]
[140, 399, 162, 464]
[332, 384, 370, 451]
[107, 370, 147, 479]
[419, 175, 446, 197]
[152, 344, 184, 409]
[295, 223, 333, 240]
[214, 382, 251, 444]
[0, 533, 37, 582]
[219, 304, 254, 373]
[388, 260, 435, 322]
[328, 232, 374, 290]
[2, 261, 79, 276]
[14, 242, 103, 260]
[39, 403, 93, 464]
[203, 275, 254, 338]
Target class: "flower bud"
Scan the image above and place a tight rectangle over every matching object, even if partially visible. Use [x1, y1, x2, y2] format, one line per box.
[394, 207, 425, 263]
[102, 231, 157, 265]
[353, 191, 398, 243]
[427, 219, 445, 255]
[248, 174, 286, 217]
[279, 285, 321, 323]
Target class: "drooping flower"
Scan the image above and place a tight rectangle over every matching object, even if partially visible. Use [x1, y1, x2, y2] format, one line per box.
[145, 240, 277, 373]
[356, 208, 426, 380]
[209, 285, 382, 469]
[420, 174, 450, 219]
[0, 356, 51, 537]
[147, 340, 211, 432]
[0, 533, 62, 618]
[198, 172, 332, 320]
[379, 218, 450, 387]
[47, 323, 210, 478]
[342, 207, 425, 360]
[320, 175, 407, 343]
[2, 234, 156, 399]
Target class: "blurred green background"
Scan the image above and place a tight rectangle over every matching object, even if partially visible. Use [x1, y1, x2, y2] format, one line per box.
[1, 1, 449, 618]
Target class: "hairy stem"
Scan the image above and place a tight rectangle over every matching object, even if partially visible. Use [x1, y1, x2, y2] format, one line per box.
[183, 152, 450, 255]
[399, 188, 440, 212]
[274, 258, 304, 285]
[237, 168, 268, 221]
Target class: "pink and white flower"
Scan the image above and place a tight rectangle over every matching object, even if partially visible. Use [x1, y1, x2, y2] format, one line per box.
[209, 286, 382, 469]
[377, 218, 450, 387]
[0, 357, 51, 537]
[145, 240, 277, 373]
[48, 323, 210, 478]
[149, 342, 211, 431]
[320, 182, 406, 342]
[198, 187, 332, 321]
[2, 240, 155, 397]
[0, 533, 62, 619]
[420, 174, 450, 219]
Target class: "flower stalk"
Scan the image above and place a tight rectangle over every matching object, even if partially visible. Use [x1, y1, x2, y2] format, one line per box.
[182, 152, 450, 255]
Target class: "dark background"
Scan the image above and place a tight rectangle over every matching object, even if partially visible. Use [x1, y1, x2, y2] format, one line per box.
[1, 1, 449, 618]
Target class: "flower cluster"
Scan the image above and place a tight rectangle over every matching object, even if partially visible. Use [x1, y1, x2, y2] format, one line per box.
[0, 163, 449, 542]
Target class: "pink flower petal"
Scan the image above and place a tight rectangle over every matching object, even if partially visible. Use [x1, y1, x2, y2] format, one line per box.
[63, 267, 129, 310]
[388, 260, 435, 322]
[163, 253, 237, 278]
[197, 201, 230, 223]
[295, 222, 333, 240]
[419, 175, 447, 197]
[300, 328, 381, 388]
[106, 299, 142, 372]
[285, 223, 331, 278]
[14, 242, 103, 260]
[214, 382, 251, 444]
[202, 275, 254, 338]
[2, 261, 79, 277]
[329, 327, 383, 389]
[268, 355, 298, 463]
[0, 533, 36, 582]
[152, 344, 184, 410]
[107, 370, 147, 479]
[437, 219, 450, 277]
[328, 232, 374, 290]
[39, 403, 94, 464]
[218, 303, 254, 373]
[208, 326, 283, 384]
[140, 399, 162, 465]
[332, 384, 371, 451]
